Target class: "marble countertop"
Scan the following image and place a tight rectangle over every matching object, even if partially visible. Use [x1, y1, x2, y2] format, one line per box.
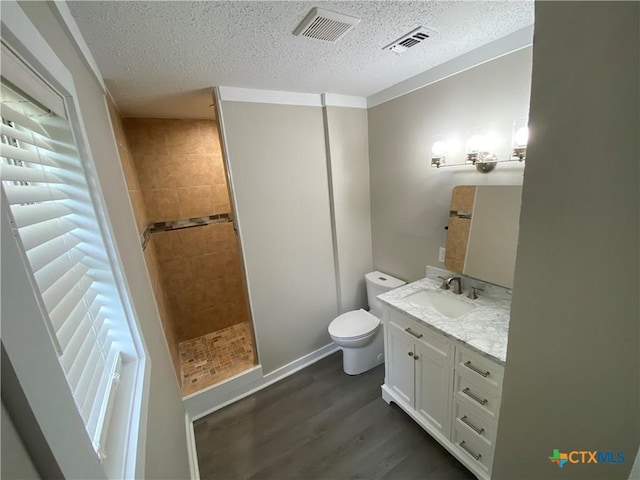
[378, 276, 511, 364]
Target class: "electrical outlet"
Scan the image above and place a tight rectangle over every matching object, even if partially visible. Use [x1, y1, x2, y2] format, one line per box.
[438, 247, 446, 263]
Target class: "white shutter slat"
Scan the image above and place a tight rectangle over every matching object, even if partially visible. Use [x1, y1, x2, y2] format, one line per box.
[1, 142, 59, 167]
[65, 324, 98, 389]
[18, 217, 76, 251]
[1, 163, 63, 183]
[35, 249, 87, 293]
[11, 203, 73, 228]
[42, 262, 91, 315]
[76, 348, 106, 425]
[1, 123, 55, 151]
[87, 351, 121, 449]
[4, 184, 68, 204]
[27, 233, 81, 272]
[0, 102, 51, 138]
[71, 341, 102, 400]
[56, 289, 98, 351]
[48, 278, 93, 335]
[60, 314, 92, 373]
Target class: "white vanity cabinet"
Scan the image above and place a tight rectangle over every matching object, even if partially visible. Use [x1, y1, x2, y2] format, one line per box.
[381, 306, 504, 480]
[385, 310, 453, 439]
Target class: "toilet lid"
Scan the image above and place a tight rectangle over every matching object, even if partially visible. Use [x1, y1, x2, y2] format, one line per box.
[328, 309, 380, 340]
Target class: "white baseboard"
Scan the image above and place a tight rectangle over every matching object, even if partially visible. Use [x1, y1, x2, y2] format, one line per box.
[184, 342, 339, 421]
[185, 413, 200, 480]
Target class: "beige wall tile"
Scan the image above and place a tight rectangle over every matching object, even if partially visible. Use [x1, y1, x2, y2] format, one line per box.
[124, 119, 169, 158]
[153, 230, 183, 261]
[212, 184, 231, 213]
[165, 120, 207, 155]
[130, 188, 147, 234]
[174, 154, 217, 188]
[198, 120, 221, 151]
[159, 258, 195, 290]
[144, 189, 181, 222]
[178, 186, 216, 218]
[211, 155, 227, 185]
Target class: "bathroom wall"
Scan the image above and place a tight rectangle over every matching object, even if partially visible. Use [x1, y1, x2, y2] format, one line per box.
[122, 119, 249, 343]
[324, 106, 373, 313]
[122, 119, 229, 222]
[368, 47, 532, 283]
[13, 3, 191, 478]
[106, 100, 181, 375]
[152, 222, 249, 342]
[493, 2, 639, 478]
[220, 101, 338, 374]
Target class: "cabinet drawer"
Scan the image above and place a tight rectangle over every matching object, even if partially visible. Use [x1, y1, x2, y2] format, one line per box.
[387, 310, 449, 357]
[456, 345, 504, 393]
[454, 374, 501, 420]
[453, 400, 496, 447]
[453, 424, 493, 474]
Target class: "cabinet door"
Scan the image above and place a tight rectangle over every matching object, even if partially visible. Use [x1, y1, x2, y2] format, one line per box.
[386, 319, 415, 407]
[415, 333, 452, 438]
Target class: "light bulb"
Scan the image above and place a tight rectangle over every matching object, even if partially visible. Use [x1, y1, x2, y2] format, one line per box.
[466, 134, 483, 153]
[514, 126, 528, 147]
[432, 140, 447, 157]
[447, 138, 461, 156]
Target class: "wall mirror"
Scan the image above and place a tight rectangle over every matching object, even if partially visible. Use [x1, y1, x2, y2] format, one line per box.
[445, 185, 523, 288]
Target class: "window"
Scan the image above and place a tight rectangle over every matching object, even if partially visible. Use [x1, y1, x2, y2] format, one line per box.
[1, 45, 142, 476]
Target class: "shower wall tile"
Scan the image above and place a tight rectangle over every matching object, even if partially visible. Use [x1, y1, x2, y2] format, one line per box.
[177, 186, 216, 218]
[144, 237, 181, 377]
[121, 118, 248, 344]
[124, 119, 229, 223]
[144, 188, 182, 222]
[158, 222, 249, 342]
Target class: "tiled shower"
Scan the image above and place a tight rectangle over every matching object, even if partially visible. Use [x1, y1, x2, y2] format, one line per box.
[108, 102, 256, 395]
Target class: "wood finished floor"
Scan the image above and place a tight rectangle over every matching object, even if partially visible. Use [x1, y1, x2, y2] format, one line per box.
[194, 352, 475, 480]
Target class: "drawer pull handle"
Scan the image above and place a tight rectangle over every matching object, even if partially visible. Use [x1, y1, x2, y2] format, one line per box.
[460, 415, 485, 435]
[463, 387, 488, 406]
[408, 352, 413, 356]
[464, 361, 490, 377]
[459, 441, 482, 461]
[405, 327, 423, 339]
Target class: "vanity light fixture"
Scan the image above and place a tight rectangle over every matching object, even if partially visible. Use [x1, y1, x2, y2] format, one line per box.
[465, 129, 498, 173]
[511, 117, 529, 161]
[431, 137, 447, 168]
[431, 118, 527, 174]
[431, 136, 462, 168]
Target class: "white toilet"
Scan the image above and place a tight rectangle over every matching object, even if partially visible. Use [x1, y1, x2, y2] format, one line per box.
[328, 271, 406, 375]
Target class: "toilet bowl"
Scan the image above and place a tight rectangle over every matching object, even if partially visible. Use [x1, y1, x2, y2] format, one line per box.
[328, 271, 405, 375]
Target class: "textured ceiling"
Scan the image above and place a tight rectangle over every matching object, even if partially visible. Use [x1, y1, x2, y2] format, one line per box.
[68, 1, 534, 118]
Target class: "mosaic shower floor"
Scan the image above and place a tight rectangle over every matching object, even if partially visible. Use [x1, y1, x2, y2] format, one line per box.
[179, 322, 256, 396]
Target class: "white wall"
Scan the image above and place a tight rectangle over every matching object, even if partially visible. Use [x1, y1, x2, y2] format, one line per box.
[493, 2, 639, 478]
[1, 401, 41, 479]
[324, 106, 373, 312]
[368, 48, 532, 283]
[220, 101, 338, 374]
[7, 2, 190, 478]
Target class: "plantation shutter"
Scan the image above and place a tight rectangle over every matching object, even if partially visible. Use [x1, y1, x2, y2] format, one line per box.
[1, 77, 128, 461]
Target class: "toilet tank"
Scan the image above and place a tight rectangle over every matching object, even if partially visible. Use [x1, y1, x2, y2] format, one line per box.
[365, 271, 406, 318]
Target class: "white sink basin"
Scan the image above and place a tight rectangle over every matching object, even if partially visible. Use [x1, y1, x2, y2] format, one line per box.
[404, 289, 476, 319]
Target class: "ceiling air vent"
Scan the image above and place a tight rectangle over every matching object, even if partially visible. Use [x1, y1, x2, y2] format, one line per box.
[383, 26, 437, 54]
[293, 8, 360, 43]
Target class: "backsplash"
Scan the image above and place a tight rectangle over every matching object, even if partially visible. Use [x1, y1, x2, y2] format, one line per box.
[425, 265, 513, 299]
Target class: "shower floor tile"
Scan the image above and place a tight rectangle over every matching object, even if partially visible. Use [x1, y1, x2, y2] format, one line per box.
[179, 322, 255, 396]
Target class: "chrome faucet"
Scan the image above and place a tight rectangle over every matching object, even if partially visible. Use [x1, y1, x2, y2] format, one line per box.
[447, 276, 463, 295]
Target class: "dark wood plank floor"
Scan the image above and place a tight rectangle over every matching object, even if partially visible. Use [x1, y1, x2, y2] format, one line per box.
[194, 352, 475, 480]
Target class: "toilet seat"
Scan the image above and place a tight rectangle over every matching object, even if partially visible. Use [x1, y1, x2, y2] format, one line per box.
[328, 309, 379, 341]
